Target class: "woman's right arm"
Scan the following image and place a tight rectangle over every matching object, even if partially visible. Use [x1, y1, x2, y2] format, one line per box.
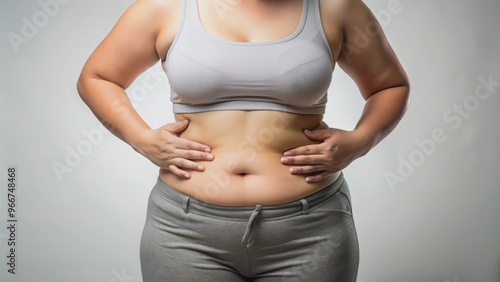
[77, 0, 211, 178]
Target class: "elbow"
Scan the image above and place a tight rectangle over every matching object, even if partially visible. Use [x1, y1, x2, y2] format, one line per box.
[76, 71, 87, 99]
[389, 68, 411, 114]
[76, 76, 84, 98]
[76, 70, 98, 101]
[405, 89, 411, 114]
[401, 74, 411, 113]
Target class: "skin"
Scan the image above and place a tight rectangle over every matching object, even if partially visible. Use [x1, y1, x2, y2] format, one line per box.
[77, 0, 410, 206]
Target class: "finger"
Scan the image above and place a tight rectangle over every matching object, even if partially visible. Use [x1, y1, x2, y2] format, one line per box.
[170, 158, 207, 171]
[167, 164, 191, 179]
[281, 154, 324, 165]
[303, 128, 332, 141]
[162, 120, 189, 134]
[305, 171, 331, 183]
[289, 165, 328, 175]
[176, 150, 214, 162]
[283, 143, 324, 156]
[175, 137, 211, 153]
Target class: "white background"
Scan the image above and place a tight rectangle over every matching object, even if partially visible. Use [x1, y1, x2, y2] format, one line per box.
[1, 0, 499, 281]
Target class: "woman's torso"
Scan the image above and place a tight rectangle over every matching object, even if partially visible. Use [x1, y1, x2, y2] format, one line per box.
[155, 0, 345, 206]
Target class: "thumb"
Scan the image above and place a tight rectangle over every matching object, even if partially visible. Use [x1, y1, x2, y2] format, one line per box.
[162, 119, 189, 133]
[304, 128, 332, 141]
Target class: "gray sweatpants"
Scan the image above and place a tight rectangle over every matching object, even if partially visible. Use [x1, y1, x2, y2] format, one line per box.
[140, 173, 359, 281]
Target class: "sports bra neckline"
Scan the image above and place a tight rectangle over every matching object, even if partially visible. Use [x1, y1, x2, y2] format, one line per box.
[193, 0, 308, 46]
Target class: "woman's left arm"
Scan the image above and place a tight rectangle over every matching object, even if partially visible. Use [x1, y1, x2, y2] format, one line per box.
[281, 0, 410, 182]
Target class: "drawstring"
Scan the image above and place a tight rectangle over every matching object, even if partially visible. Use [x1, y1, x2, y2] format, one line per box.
[183, 197, 190, 213]
[240, 199, 308, 247]
[241, 204, 262, 247]
[300, 199, 309, 215]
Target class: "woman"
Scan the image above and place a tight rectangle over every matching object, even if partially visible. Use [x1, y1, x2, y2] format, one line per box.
[77, 0, 409, 281]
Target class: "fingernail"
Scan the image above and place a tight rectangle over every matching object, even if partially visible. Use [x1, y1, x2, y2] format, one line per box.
[290, 168, 297, 173]
[184, 173, 190, 178]
[197, 165, 204, 171]
[204, 148, 211, 152]
[206, 154, 213, 160]
[281, 157, 289, 164]
[182, 119, 189, 124]
[304, 129, 313, 134]
[305, 177, 312, 182]
[283, 151, 291, 156]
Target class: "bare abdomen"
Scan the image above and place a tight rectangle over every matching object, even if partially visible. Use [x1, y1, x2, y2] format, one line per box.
[159, 110, 340, 206]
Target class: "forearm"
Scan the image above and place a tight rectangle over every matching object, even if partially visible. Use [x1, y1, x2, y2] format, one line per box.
[354, 85, 410, 156]
[77, 76, 150, 150]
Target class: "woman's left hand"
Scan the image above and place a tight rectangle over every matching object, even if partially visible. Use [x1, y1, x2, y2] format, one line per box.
[281, 128, 370, 183]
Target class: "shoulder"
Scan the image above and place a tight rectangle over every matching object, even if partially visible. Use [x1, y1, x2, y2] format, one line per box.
[318, 0, 353, 15]
[130, 0, 179, 12]
[318, 0, 364, 31]
[319, 0, 372, 23]
[340, 0, 378, 28]
[115, 0, 182, 53]
[122, 0, 181, 25]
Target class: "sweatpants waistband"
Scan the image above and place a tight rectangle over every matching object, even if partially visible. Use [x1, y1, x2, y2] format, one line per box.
[152, 172, 346, 220]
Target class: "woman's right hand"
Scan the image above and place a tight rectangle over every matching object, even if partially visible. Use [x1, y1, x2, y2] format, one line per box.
[134, 120, 213, 178]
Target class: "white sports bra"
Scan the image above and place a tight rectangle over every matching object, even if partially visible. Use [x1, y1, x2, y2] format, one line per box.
[163, 0, 334, 114]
